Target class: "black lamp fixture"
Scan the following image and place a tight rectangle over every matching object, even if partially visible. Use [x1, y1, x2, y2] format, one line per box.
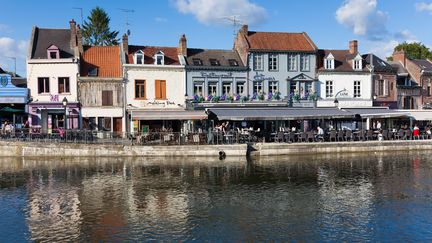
[334, 98, 339, 107]
[62, 97, 68, 129]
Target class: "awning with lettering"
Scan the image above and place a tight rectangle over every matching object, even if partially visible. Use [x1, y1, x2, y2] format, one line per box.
[131, 110, 208, 120]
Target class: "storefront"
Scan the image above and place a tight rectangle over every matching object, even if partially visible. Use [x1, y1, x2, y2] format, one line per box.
[0, 74, 28, 126]
[28, 101, 80, 133]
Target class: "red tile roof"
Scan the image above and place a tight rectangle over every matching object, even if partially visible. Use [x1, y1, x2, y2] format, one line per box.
[246, 31, 317, 52]
[127, 45, 180, 65]
[317, 49, 369, 72]
[81, 46, 122, 78]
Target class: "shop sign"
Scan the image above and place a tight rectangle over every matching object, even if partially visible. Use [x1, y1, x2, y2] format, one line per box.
[50, 94, 59, 102]
[200, 72, 233, 78]
[0, 76, 8, 87]
[253, 73, 276, 82]
[146, 100, 176, 107]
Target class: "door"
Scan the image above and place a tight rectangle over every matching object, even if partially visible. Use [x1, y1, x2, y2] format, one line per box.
[113, 118, 122, 133]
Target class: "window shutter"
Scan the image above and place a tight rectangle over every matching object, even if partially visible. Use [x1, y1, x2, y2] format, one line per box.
[155, 80, 161, 99]
[102, 90, 113, 106]
[384, 80, 389, 96]
[161, 80, 166, 99]
[375, 80, 379, 96]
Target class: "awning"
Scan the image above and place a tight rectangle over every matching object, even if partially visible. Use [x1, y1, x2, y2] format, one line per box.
[343, 108, 409, 118]
[209, 108, 353, 121]
[131, 110, 207, 120]
[0, 107, 25, 113]
[407, 111, 432, 121]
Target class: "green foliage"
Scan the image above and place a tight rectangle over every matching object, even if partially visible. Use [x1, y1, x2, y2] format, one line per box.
[82, 7, 119, 46]
[391, 42, 432, 60]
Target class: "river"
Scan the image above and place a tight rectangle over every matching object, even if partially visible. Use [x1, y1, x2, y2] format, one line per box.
[0, 152, 432, 241]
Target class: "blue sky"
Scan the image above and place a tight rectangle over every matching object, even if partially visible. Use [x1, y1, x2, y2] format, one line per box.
[0, 0, 431, 76]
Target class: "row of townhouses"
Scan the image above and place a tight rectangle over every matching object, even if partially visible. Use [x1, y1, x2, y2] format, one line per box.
[9, 20, 431, 134]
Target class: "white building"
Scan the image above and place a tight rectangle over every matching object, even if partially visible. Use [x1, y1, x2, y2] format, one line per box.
[317, 41, 373, 108]
[27, 20, 82, 133]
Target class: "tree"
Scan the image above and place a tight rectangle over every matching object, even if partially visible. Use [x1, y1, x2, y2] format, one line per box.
[387, 42, 432, 61]
[82, 7, 119, 46]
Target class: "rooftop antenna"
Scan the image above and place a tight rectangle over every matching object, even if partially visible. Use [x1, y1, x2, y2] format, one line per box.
[73, 7, 84, 26]
[221, 15, 245, 38]
[118, 8, 134, 36]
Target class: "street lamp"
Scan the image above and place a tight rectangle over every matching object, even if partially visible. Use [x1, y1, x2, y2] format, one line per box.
[62, 97, 68, 129]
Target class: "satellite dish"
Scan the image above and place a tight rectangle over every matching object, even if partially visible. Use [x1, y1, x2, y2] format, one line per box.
[127, 29, 131, 36]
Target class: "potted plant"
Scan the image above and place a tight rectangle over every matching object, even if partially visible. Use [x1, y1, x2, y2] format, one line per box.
[273, 91, 281, 100]
[267, 92, 273, 101]
[211, 95, 220, 103]
[308, 92, 318, 101]
[252, 92, 258, 101]
[240, 95, 249, 102]
[206, 94, 213, 102]
[234, 94, 241, 101]
[220, 94, 227, 101]
[258, 91, 265, 101]
[293, 93, 300, 102]
[227, 95, 234, 102]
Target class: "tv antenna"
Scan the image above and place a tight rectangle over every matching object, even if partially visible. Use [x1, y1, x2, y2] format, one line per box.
[73, 7, 84, 26]
[118, 8, 134, 36]
[221, 15, 245, 37]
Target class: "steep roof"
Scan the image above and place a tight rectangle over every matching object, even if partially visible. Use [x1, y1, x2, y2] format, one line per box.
[388, 61, 409, 75]
[362, 54, 395, 73]
[411, 59, 432, 72]
[185, 48, 245, 69]
[80, 45, 122, 78]
[127, 45, 180, 65]
[30, 28, 74, 59]
[245, 31, 317, 52]
[318, 49, 369, 72]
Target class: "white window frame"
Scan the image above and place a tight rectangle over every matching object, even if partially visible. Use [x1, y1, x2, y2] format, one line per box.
[269, 81, 278, 94]
[268, 54, 278, 71]
[222, 82, 232, 95]
[236, 82, 245, 95]
[354, 80, 361, 97]
[134, 50, 144, 65]
[208, 82, 218, 96]
[253, 54, 263, 71]
[253, 82, 263, 94]
[193, 82, 204, 96]
[300, 54, 310, 71]
[155, 51, 165, 65]
[288, 54, 297, 71]
[325, 81, 333, 98]
[325, 58, 334, 70]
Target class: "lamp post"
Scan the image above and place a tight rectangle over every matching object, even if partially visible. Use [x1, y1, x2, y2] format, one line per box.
[62, 97, 68, 130]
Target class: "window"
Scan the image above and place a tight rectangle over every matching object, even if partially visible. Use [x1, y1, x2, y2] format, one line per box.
[47, 45, 59, 59]
[58, 77, 70, 93]
[288, 54, 297, 71]
[301, 55, 310, 71]
[269, 81, 278, 94]
[253, 54, 263, 70]
[353, 59, 361, 70]
[135, 80, 146, 99]
[228, 59, 239, 66]
[209, 59, 220, 66]
[38, 77, 50, 94]
[236, 82, 245, 95]
[305, 82, 312, 93]
[326, 81, 333, 98]
[155, 80, 166, 99]
[268, 54, 278, 71]
[155, 51, 164, 65]
[222, 83, 232, 95]
[192, 58, 203, 66]
[253, 82, 262, 94]
[98, 117, 111, 131]
[377, 79, 386, 96]
[49, 51, 58, 59]
[134, 51, 144, 64]
[208, 83, 218, 96]
[88, 67, 98, 76]
[102, 90, 113, 106]
[290, 82, 297, 94]
[193, 82, 204, 95]
[354, 81, 361, 97]
[325, 58, 334, 70]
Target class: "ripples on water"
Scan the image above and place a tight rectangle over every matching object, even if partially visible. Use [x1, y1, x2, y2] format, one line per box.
[0, 152, 432, 241]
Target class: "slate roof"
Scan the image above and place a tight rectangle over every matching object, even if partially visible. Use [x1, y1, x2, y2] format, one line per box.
[317, 49, 369, 72]
[30, 28, 74, 59]
[411, 59, 432, 72]
[81, 45, 122, 78]
[362, 54, 395, 73]
[245, 31, 317, 52]
[388, 61, 409, 75]
[185, 49, 245, 69]
[127, 45, 180, 65]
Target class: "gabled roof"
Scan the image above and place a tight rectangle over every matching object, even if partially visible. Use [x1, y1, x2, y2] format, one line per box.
[388, 61, 408, 75]
[30, 28, 74, 59]
[362, 54, 395, 73]
[318, 49, 369, 72]
[127, 45, 180, 65]
[80, 45, 122, 78]
[245, 31, 317, 52]
[411, 59, 432, 72]
[185, 49, 245, 68]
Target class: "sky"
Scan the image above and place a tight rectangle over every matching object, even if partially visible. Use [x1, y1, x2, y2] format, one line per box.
[0, 0, 431, 77]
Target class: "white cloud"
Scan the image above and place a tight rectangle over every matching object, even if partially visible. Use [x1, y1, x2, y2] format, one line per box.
[416, 2, 432, 14]
[394, 29, 417, 42]
[336, 0, 388, 40]
[173, 0, 267, 26]
[155, 17, 168, 23]
[0, 37, 28, 76]
[0, 24, 11, 33]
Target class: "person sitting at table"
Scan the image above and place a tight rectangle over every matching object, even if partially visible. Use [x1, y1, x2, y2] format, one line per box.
[316, 126, 324, 141]
[413, 125, 420, 139]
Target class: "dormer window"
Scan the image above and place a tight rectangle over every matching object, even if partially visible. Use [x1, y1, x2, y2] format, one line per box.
[353, 54, 362, 70]
[88, 67, 98, 77]
[47, 44, 60, 59]
[192, 58, 203, 66]
[134, 50, 144, 64]
[325, 53, 334, 70]
[155, 51, 164, 65]
[228, 59, 239, 66]
[209, 59, 220, 66]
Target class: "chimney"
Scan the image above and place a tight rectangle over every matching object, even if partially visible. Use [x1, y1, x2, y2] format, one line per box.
[178, 34, 187, 57]
[240, 25, 248, 35]
[69, 19, 77, 48]
[393, 50, 406, 67]
[122, 34, 129, 56]
[349, 40, 358, 54]
[76, 24, 83, 55]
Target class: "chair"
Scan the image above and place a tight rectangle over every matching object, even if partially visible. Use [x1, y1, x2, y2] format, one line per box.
[306, 131, 315, 142]
[395, 129, 405, 140]
[345, 130, 353, 141]
[298, 132, 307, 142]
[405, 130, 413, 140]
[358, 130, 366, 141]
[276, 131, 284, 143]
[366, 130, 374, 140]
[337, 130, 345, 141]
[329, 130, 337, 142]
[382, 130, 389, 140]
[285, 132, 295, 143]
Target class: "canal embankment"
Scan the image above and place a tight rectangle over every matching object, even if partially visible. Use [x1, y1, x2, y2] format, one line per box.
[1, 140, 432, 158]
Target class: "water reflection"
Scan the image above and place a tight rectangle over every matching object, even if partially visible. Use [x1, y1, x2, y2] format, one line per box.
[0, 152, 432, 241]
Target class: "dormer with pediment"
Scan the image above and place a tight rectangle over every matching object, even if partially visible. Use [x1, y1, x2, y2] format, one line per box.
[154, 51, 165, 65]
[133, 50, 144, 64]
[325, 53, 335, 70]
[47, 44, 60, 59]
[352, 53, 363, 71]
